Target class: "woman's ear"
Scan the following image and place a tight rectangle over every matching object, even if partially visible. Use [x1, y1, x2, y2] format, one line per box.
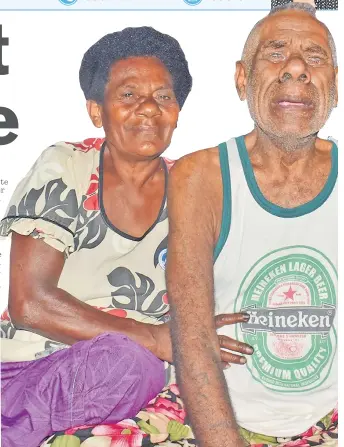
[86, 100, 103, 128]
[235, 61, 248, 101]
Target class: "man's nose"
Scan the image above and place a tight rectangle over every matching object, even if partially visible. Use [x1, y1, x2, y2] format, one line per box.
[278, 55, 311, 83]
[136, 97, 162, 118]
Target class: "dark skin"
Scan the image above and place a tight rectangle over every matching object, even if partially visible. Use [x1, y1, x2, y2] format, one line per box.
[9, 56, 253, 366]
[167, 10, 337, 447]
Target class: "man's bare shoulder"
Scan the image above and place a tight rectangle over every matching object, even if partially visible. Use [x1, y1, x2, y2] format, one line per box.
[316, 137, 337, 153]
[169, 147, 220, 184]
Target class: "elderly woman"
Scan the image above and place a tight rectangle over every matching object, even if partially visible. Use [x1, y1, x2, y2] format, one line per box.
[0, 27, 252, 447]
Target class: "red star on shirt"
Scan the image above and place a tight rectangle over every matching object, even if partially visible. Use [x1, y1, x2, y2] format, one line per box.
[283, 286, 296, 301]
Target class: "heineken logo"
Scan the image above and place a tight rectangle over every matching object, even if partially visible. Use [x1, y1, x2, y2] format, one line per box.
[234, 246, 337, 393]
[242, 304, 335, 336]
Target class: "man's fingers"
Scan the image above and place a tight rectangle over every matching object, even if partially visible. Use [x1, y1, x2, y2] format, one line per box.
[215, 313, 250, 328]
[220, 350, 247, 365]
[218, 335, 253, 355]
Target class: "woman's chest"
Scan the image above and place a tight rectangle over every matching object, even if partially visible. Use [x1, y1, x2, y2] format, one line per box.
[59, 218, 169, 319]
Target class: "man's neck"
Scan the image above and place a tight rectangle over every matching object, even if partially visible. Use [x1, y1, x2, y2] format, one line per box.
[249, 127, 318, 162]
[243, 127, 333, 208]
[243, 127, 333, 176]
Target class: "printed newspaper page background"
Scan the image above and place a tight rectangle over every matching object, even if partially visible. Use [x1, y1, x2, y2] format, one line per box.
[0, 1, 341, 446]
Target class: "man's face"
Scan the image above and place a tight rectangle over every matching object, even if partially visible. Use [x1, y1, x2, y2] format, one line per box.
[243, 10, 337, 140]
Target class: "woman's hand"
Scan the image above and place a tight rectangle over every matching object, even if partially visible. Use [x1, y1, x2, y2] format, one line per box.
[150, 322, 173, 362]
[215, 313, 254, 367]
[151, 313, 253, 365]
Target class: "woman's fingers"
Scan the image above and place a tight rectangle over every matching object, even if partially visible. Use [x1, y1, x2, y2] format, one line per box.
[221, 361, 231, 370]
[218, 335, 253, 355]
[215, 313, 250, 328]
[215, 315, 254, 366]
[220, 350, 247, 365]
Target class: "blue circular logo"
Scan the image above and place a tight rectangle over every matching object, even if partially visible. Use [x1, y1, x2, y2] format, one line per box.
[158, 249, 167, 271]
[59, 0, 78, 5]
[183, 0, 202, 5]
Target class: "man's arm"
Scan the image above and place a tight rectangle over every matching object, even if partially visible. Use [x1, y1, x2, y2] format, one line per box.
[167, 150, 244, 447]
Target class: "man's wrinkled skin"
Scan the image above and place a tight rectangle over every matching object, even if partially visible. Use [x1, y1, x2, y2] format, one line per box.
[167, 7, 337, 447]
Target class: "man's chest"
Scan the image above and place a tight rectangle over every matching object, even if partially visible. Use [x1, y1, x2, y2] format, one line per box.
[255, 173, 329, 208]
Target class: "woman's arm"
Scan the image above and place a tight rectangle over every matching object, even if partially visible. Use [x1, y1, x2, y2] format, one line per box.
[8, 232, 252, 367]
[9, 233, 171, 359]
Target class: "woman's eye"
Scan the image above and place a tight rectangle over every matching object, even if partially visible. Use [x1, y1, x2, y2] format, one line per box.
[123, 92, 133, 98]
[156, 91, 176, 102]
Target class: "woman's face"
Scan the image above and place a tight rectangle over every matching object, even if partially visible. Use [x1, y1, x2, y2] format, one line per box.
[89, 56, 180, 159]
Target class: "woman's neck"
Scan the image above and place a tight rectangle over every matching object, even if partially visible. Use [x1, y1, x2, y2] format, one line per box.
[103, 144, 164, 189]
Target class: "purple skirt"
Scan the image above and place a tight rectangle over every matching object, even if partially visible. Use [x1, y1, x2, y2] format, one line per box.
[1, 332, 165, 447]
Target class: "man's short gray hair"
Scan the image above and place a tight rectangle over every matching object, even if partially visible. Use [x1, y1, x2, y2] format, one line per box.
[270, 2, 316, 16]
[242, 2, 337, 69]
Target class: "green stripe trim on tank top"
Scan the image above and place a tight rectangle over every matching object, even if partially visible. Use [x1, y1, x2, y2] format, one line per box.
[236, 135, 338, 218]
[214, 142, 231, 262]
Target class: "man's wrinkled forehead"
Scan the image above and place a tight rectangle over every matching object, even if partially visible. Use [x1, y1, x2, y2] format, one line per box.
[258, 10, 330, 53]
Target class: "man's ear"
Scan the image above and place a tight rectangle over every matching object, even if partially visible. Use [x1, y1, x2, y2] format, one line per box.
[235, 61, 248, 101]
[86, 100, 103, 128]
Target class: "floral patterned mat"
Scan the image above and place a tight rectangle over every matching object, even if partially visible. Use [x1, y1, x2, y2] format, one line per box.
[40, 385, 338, 447]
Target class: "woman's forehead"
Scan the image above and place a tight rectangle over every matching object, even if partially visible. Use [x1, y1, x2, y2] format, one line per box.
[110, 57, 170, 75]
[108, 57, 173, 84]
[104, 57, 174, 93]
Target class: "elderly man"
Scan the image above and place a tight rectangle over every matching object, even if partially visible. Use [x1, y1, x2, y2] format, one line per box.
[167, 3, 338, 447]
